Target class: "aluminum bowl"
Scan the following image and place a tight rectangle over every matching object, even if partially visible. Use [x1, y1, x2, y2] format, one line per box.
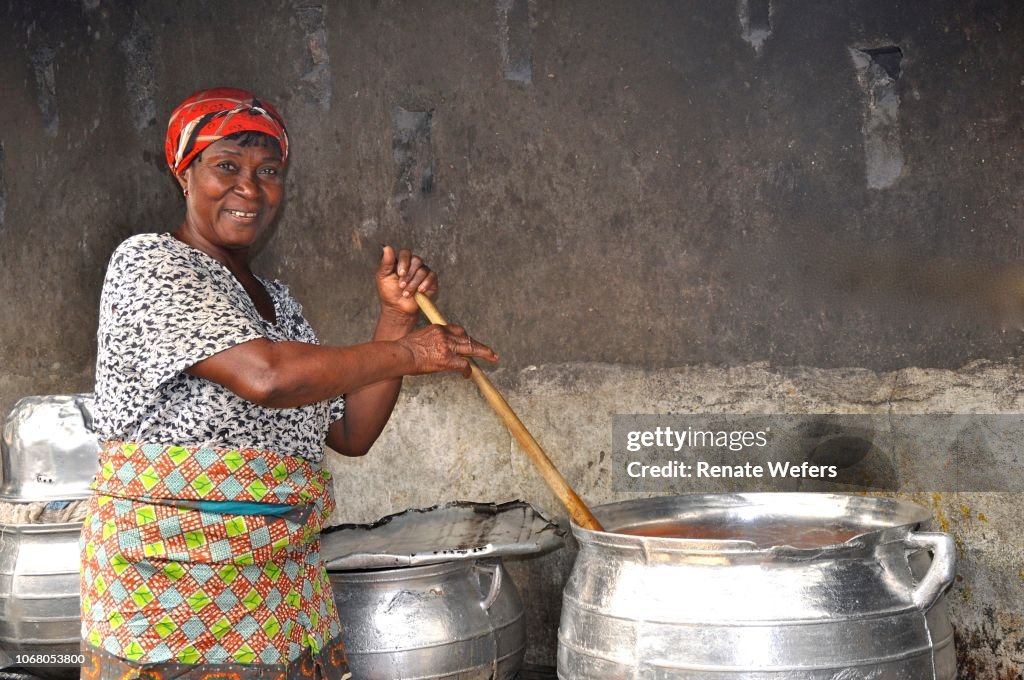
[0, 395, 98, 503]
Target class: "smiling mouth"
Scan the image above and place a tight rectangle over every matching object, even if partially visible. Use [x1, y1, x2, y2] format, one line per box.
[226, 209, 259, 219]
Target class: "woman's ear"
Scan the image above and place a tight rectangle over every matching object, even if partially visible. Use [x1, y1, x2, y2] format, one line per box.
[175, 169, 189, 195]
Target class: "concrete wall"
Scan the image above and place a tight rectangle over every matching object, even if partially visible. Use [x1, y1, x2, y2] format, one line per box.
[2, 1, 1023, 676]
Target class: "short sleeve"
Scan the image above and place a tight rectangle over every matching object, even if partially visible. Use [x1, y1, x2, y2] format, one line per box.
[329, 395, 346, 423]
[98, 235, 266, 391]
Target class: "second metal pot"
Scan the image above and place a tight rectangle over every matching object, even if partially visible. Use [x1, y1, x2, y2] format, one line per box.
[329, 558, 525, 679]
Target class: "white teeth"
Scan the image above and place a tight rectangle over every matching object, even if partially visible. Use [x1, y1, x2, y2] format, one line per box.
[228, 210, 257, 218]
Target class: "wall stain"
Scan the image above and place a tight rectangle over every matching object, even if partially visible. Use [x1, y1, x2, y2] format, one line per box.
[923, 492, 968, 562]
[0, 142, 6, 229]
[496, 0, 532, 83]
[118, 12, 157, 131]
[30, 44, 59, 137]
[738, 0, 772, 55]
[294, 3, 331, 109]
[849, 45, 905, 189]
[392, 107, 434, 222]
[955, 608, 1024, 680]
[930, 492, 951, 532]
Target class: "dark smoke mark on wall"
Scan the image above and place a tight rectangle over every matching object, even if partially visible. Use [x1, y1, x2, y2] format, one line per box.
[850, 45, 905, 189]
[0, 142, 6, 229]
[496, 0, 532, 83]
[392, 108, 434, 222]
[294, 3, 331, 110]
[862, 45, 903, 80]
[739, 0, 772, 55]
[118, 12, 157, 131]
[30, 45, 59, 138]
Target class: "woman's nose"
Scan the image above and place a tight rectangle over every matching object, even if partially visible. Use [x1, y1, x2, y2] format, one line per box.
[233, 171, 259, 197]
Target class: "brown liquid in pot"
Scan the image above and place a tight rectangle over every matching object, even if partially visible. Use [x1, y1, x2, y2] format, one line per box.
[613, 522, 864, 548]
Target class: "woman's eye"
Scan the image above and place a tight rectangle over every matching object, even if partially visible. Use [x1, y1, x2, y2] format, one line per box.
[259, 167, 279, 176]
[217, 162, 236, 171]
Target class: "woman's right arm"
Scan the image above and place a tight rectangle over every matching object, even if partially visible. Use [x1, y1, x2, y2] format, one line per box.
[184, 323, 496, 409]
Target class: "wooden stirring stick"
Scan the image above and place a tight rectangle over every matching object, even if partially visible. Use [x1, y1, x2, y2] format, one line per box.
[414, 292, 605, 532]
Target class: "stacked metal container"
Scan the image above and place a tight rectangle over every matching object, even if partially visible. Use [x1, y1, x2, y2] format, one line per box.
[0, 395, 97, 679]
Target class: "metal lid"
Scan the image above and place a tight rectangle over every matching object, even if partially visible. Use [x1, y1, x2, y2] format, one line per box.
[321, 500, 566, 571]
[0, 394, 99, 503]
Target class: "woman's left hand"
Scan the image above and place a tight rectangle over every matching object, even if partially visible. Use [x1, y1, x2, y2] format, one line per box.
[376, 245, 438, 320]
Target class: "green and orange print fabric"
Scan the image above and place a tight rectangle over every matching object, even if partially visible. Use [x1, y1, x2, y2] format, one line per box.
[80, 442, 342, 668]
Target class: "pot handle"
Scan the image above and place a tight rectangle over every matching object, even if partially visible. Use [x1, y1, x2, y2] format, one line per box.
[473, 561, 503, 611]
[905, 531, 957, 612]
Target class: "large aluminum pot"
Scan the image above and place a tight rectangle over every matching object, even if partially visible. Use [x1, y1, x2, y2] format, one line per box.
[329, 558, 525, 679]
[0, 522, 82, 680]
[558, 494, 956, 679]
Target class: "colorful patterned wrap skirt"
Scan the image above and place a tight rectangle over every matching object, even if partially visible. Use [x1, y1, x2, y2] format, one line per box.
[80, 442, 350, 679]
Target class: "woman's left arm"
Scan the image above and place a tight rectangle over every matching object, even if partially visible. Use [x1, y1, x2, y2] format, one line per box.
[326, 246, 439, 456]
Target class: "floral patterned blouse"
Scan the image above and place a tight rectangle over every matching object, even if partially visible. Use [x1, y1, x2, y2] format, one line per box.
[93, 232, 344, 463]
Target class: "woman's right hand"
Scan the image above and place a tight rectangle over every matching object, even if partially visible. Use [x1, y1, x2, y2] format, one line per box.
[396, 323, 498, 378]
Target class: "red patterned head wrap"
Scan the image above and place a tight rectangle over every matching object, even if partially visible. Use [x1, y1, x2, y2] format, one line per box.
[164, 87, 289, 175]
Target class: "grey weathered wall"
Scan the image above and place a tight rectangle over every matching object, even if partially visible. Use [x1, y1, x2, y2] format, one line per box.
[2, 1, 1023, 676]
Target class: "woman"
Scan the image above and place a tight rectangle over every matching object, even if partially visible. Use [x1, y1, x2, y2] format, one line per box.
[80, 87, 496, 679]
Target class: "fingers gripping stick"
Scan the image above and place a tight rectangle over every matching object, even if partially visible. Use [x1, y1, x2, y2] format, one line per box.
[414, 293, 604, 532]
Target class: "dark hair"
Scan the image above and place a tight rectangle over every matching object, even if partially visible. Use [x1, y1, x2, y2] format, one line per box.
[195, 130, 283, 163]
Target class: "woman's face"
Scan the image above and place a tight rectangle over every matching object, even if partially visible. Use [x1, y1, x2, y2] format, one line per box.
[177, 137, 284, 252]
